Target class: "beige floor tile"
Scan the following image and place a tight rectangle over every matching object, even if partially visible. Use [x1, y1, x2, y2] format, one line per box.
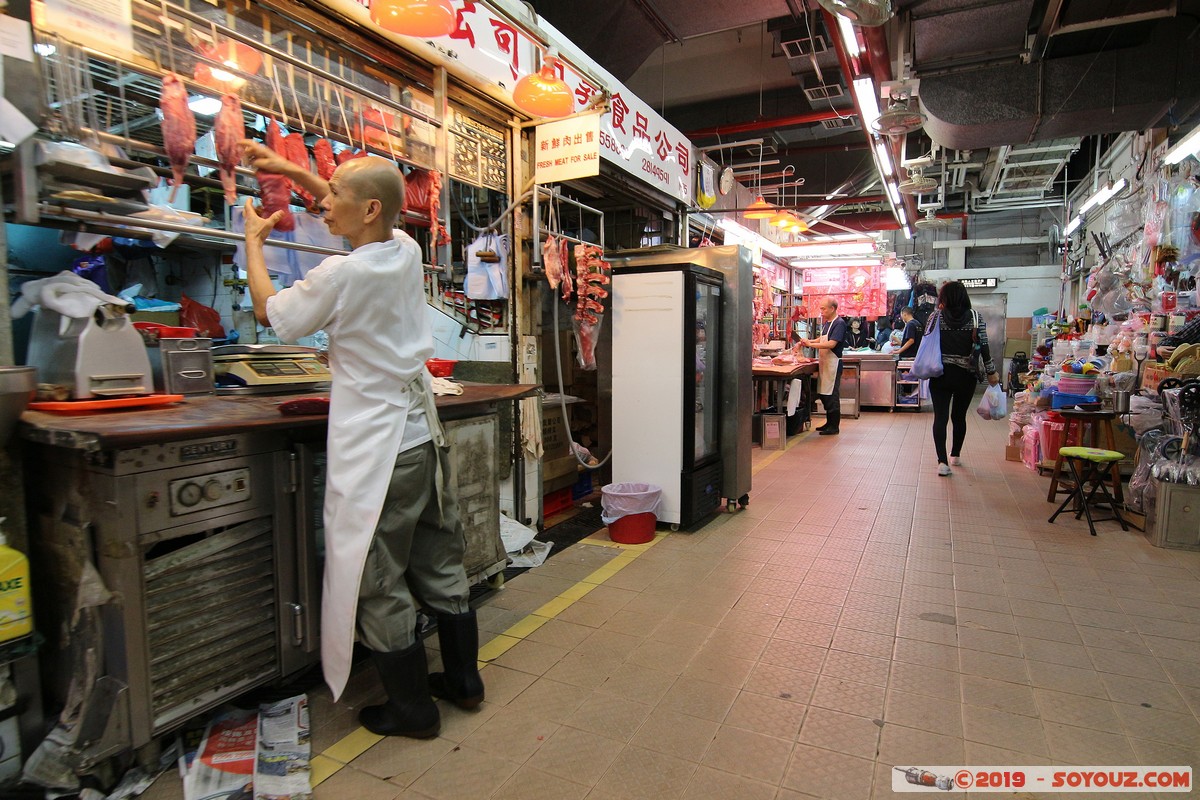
[799, 706, 882, 759]
[959, 649, 1030, 685]
[527, 618, 598, 650]
[961, 705, 1049, 757]
[437, 700, 500, 743]
[781, 744, 875, 800]
[1113, 702, 1200, 748]
[460, 705, 559, 761]
[743, 661, 819, 704]
[659, 676, 741, 722]
[811, 675, 887, 718]
[702, 627, 770, 659]
[960, 675, 1039, 716]
[822, 649, 892, 687]
[723, 689, 808, 739]
[629, 706, 720, 762]
[1043, 721, 1137, 764]
[491, 637, 571, 677]
[574, 628, 643, 660]
[680, 765, 777, 800]
[1033, 688, 1123, 734]
[491, 764, 589, 800]
[563, 692, 652, 741]
[352, 734, 457, 785]
[512, 677, 592, 723]
[526, 724, 624, 785]
[407, 745, 519, 800]
[476, 664, 537, 705]
[1099, 673, 1188, 708]
[542, 650, 624, 689]
[885, 689, 964, 739]
[590, 744, 699, 799]
[313, 765, 407, 800]
[681, 650, 756, 687]
[701, 725, 794, 783]
[877, 723, 966, 765]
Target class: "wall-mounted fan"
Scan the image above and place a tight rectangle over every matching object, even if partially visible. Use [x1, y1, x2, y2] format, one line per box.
[816, 0, 894, 27]
[898, 166, 938, 195]
[872, 94, 926, 136]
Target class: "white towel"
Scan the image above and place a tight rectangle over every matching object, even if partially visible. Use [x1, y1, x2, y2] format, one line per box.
[430, 377, 463, 396]
[786, 378, 802, 416]
[10, 271, 129, 320]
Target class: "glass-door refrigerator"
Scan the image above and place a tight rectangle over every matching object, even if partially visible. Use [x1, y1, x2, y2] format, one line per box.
[611, 264, 723, 527]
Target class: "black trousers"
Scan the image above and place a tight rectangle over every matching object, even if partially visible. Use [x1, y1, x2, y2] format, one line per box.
[818, 361, 843, 430]
[928, 365, 977, 463]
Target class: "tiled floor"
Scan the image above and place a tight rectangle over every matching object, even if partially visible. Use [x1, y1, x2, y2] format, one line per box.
[141, 407, 1200, 799]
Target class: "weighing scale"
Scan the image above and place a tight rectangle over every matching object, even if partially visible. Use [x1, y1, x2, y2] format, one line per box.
[212, 344, 331, 395]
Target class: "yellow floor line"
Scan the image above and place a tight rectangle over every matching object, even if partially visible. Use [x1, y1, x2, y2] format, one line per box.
[313, 449, 786, 786]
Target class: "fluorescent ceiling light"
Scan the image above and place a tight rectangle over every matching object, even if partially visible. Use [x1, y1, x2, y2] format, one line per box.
[874, 140, 894, 177]
[837, 16, 861, 58]
[1077, 178, 1127, 215]
[791, 258, 884, 268]
[719, 218, 787, 258]
[34, 43, 56, 57]
[188, 96, 223, 116]
[852, 77, 881, 133]
[886, 181, 902, 206]
[1164, 124, 1200, 165]
[897, 207, 909, 227]
[1064, 214, 1083, 236]
[786, 242, 877, 256]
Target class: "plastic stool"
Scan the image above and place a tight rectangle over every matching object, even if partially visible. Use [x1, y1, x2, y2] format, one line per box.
[1046, 410, 1119, 503]
[1048, 446, 1128, 536]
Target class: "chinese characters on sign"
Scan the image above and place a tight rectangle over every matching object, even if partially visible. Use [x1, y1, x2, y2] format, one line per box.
[960, 277, 998, 288]
[534, 114, 600, 183]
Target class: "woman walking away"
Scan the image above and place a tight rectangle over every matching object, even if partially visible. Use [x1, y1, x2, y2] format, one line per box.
[928, 281, 999, 476]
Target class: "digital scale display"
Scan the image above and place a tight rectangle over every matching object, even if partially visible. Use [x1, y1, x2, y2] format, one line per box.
[247, 360, 310, 377]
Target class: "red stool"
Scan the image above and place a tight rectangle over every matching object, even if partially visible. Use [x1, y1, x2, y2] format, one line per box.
[1046, 410, 1121, 503]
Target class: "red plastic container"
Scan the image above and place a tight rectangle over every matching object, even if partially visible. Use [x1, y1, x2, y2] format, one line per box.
[425, 358, 457, 378]
[608, 512, 656, 544]
[543, 486, 573, 518]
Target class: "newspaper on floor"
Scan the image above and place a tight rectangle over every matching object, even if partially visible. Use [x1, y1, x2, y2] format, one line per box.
[182, 695, 310, 800]
[500, 512, 551, 568]
[254, 695, 312, 800]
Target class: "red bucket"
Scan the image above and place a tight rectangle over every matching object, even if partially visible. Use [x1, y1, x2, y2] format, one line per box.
[608, 512, 656, 544]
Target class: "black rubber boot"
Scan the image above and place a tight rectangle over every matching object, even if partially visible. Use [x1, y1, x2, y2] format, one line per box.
[359, 641, 440, 738]
[428, 610, 485, 710]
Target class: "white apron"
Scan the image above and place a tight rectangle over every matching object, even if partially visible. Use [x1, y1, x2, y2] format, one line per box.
[265, 235, 434, 702]
[817, 321, 840, 395]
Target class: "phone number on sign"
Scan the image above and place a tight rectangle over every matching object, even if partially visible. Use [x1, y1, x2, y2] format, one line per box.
[893, 766, 1192, 793]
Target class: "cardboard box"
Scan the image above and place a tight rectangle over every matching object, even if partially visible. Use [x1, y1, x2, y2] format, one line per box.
[1005, 444, 1022, 462]
[760, 413, 786, 450]
[1141, 363, 1180, 392]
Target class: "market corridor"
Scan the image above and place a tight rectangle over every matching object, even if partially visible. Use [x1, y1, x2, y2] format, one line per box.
[162, 409, 1200, 800]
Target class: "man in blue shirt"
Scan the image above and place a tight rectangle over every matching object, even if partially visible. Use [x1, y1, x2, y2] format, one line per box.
[798, 297, 847, 435]
[896, 306, 922, 359]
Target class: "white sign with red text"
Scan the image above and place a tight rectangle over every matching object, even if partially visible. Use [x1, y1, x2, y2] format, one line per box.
[326, 0, 694, 204]
[534, 114, 600, 183]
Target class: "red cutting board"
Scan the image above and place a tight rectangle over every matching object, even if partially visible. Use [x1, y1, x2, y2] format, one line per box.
[28, 394, 185, 413]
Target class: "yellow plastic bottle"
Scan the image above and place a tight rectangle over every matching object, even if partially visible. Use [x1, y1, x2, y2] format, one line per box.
[0, 518, 32, 643]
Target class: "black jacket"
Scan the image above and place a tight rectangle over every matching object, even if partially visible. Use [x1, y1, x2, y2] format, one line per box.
[934, 308, 995, 376]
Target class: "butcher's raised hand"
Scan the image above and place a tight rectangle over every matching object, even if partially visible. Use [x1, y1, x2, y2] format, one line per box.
[240, 139, 292, 175]
[243, 198, 283, 244]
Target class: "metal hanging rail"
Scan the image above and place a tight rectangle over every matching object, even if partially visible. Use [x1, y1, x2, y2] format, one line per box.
[152, 0, 442, 130]
[531, 184, 605, 267]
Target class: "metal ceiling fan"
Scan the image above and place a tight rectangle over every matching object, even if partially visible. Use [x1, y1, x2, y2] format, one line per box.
[898, 166, 938, 195]
[872, 93, 926, 136]
[914, 209, 953, 230]
[815, 0, 894, 27]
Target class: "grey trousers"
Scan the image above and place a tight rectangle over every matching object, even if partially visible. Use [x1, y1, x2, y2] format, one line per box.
[356, 440, 470, 652]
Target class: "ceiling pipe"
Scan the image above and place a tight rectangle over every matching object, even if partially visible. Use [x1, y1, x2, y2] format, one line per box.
[808, 212, 900, 233]
[685, 109, 849, 139]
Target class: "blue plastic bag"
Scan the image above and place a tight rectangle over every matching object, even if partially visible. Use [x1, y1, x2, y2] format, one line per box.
[911, 310, 944, 379]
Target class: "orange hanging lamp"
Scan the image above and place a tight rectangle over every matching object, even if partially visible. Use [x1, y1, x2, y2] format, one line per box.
[744, 196, 775, 219]
[370, 0, 457, 37]
[786, 215, 809, 234]
[513, 49, 574, 118]
[769, 208, 792, 228]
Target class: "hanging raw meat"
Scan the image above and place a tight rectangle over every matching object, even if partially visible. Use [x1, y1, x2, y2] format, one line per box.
[283, 132, 316, 210]
[428, 169, 450, 247]
[160, 74, 196, 203]
[212, 94, 244, 205]
[313, 138, 336, 181]
[256, 121, 295, 232]
[543, 235, 563, 290]
[335, 148, 367, 166]
[559, 237, 572, 302]
[572, 244, 611, 371]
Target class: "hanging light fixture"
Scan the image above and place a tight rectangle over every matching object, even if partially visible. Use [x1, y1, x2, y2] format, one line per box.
[786, 215, 809, 234]
[769, 208, 793, 228]
[370, 0, 457, 38]
[513, 48, 574, 118]
[744, 197, 775, 219]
